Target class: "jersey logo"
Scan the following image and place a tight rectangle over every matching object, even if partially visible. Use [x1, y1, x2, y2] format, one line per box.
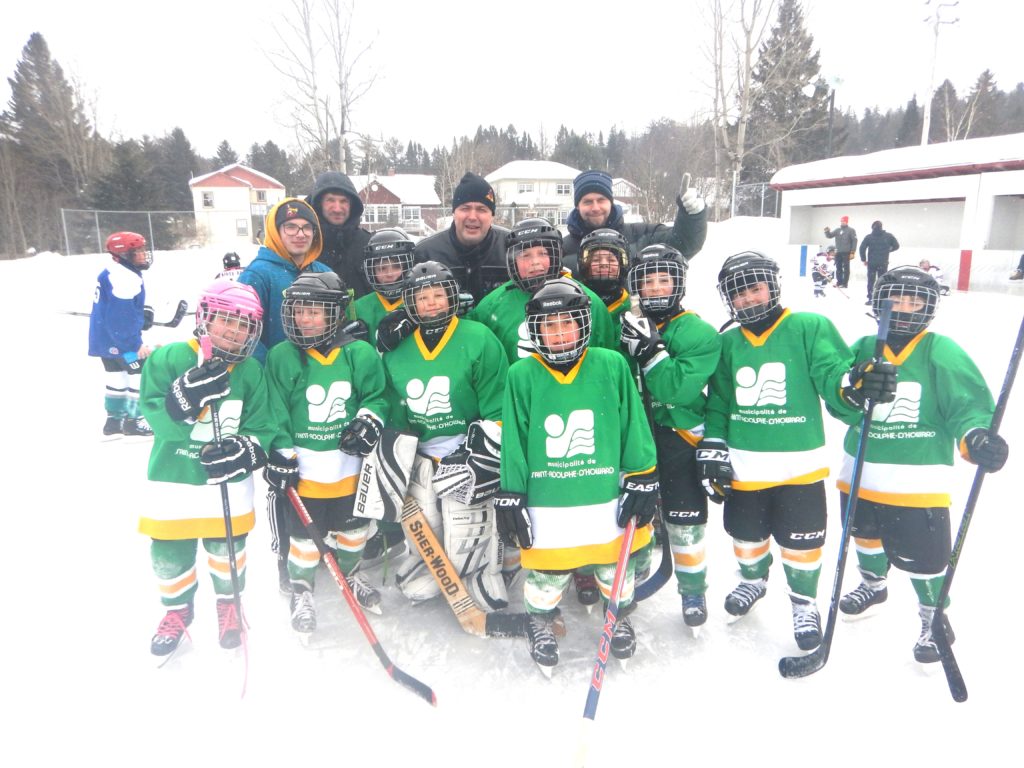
[516, 320, 535, 358]
[406, 376, 452, 416]
[190, 399, 243, 441]
[544, 410, 595, 458]
[735, 362, 786, 406]
[306, 381, 352, 424]
[872, 381, 922, 423]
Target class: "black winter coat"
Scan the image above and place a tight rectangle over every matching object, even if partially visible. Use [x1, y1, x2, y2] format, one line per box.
[307, 171, 373, 299]
[859, 230, 900, 265]
[413, 224, 511, 305]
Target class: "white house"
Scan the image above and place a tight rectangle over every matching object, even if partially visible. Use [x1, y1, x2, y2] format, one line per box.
[189, 163, 287, 246]
[485, 160, 581, 225]
[771, 133, 1024, 292]
[346, 173, 442, 236]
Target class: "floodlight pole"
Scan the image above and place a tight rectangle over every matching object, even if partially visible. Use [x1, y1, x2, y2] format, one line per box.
[920, 1, 960, 146]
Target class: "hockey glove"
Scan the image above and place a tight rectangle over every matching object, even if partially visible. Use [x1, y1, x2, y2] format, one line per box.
[165, 358, 231, 422]
[620, 311, 668, 368]
[122, 350, 143, 375]
[340, 319, 369, 343]
[696, 438, 733, 503]
[841, 360, 898, 408]
[142, 305, 155, 331]
[199, 435, 267, 484]
[961, 428, 1009, 472]
[339, 413, 383, 457]
[376, 309, 417, 353]
[494, 491, 532, 549]
[616, 470, 660, 528]
[433, 421, 502, 504]
[264, 452, 299, 492]
[456, 292, 475, 317]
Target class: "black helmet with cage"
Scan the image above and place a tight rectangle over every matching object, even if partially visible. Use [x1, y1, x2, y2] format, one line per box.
[281, 270, 350, 349]
[364, 228, 415, 300]
[525, 278, 592, 366]
[579, 228, 630, 299]
[717, 250, 782, 325]
[872, 265, 940, 335]
[505, 218, 563, 293]
[627, 244, 687, 320]
[402, 260, 460, 328]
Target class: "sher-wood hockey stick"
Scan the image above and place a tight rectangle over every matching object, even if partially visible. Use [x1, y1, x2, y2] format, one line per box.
[399, 495, 559, 638]
[779, 299, 893, 679]
[286, 488, 437, 707]
[932, 311, 1024, 703]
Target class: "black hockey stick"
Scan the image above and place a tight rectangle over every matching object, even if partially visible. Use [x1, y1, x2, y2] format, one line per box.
[286, 489, 437, 706]
[779, 299, 893, 679]
[151, 299, 189, 327]
[932, 312, 1024, 703]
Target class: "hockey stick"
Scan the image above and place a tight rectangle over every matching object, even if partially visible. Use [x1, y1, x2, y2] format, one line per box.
[62, 299, 189, 327]
[399, 494, 556, 639]
[286, 488, 437, 706]
[577, 518, 638, 766]
[932, 312, 1024, 703]
[779, 299, 894, 679]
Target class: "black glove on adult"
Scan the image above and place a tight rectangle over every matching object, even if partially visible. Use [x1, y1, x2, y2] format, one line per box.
[696, 438, 733, 503]
[494, 491, 532, 549]
[961, 428, 1009, 472]
[339, 414, 383, 457]
[199, 435, 267, 484]
[616, 470, 660, 527]
[165, 358, 231, 422]
[842, 360, 898, 408]
[620, 312, 667, 367]
[142, 305, 155, 331]
[264, 453, 299, 492]
[376, 309, 417, 353]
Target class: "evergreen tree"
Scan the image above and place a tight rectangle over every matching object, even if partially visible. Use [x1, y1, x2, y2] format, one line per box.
[214, 140, 238, 167]
[896, 96, 922, 147]
[89, 139, 153, 211]
[151, 127, 199, 210]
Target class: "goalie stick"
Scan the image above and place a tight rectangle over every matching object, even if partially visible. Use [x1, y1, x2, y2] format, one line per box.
[62, 299, 189, 327]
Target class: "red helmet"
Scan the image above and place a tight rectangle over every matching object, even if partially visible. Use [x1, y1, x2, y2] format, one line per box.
[105, 231, 147, 255]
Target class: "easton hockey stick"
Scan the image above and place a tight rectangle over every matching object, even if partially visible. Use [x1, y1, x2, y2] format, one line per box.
[286, 488, 437, 706]
[779, 299, 893, 679]
[932, 311, 1024, 703]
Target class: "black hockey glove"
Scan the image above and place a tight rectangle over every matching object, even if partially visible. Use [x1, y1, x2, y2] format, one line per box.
[199, 435, 267, 484]
[841, 360, 898, 408]
[122, 351, 143, 375]
[616, 470, 660, 528]
[961, 428, 1009, 472]
[696, 438, 733, 503]
[340, 319, 369, 343]
[165, 358, 231, 422]
[142, 305, 155, 331]
[264, 452, 299, 492]
[455, 292, 475, 317]
[620, 312, 667, 368]
[339, 413, 383, 457]
[494, 491, 532, 549]
[376, 309, 417, 353]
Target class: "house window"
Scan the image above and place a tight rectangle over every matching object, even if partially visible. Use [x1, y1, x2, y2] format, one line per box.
[256, 190, 267, 203]
[236, 219, 249, 236]
[518, 182, 534, 194]
[403, 206, 421, 221]
[202, 191, 214, 208]
[556, 183, 571, 196]
[363, 206, 376, 224]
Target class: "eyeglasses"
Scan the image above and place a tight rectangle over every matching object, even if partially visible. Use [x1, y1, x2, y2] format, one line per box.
[281, 222, 315, 236]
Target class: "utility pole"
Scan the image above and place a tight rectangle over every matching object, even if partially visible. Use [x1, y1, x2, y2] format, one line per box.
[921, 0, 960, 146]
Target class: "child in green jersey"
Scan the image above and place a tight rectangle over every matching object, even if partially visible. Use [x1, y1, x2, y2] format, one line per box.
[139, 279, 277, 657]
[837, 266, 1008, 663]
[577, 227, 633, 324]
[263, 271, 389, 637]
[353, 228, 414, 342]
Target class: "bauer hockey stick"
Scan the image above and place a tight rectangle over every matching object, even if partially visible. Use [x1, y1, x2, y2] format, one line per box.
[286, 488, 437, 707]
[932, 311, 1024, 703]
[779, 299, 893, 679]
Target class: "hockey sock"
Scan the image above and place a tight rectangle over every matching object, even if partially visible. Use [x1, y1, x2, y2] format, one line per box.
[524, 570, 572, 614]
[151, 538, 200, 607]
[288, 536, 321, 592]
[853, 537, 889, 581]
[669, 522, 707, 595]
[125, 386, 141, 419]
[204, 536, 247, 596]
[910, 572, 949, 608]
[104, 369, 129, 417]
[781, 546, 822, 599]
[595, 558, 637, 609]
[631, 538, 654, 577]
[734, 538, 772, 580]
[330, 523, 371, 575]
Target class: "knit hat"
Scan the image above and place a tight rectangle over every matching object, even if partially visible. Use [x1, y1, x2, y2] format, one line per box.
[573, 170, 614, 207]
[275, 199, 319, 231]
[452, 172, 496, 214]
[840, 215, 849, 224]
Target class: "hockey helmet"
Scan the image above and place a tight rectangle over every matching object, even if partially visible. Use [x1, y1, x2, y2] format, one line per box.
[105, 231, 152, 269]
[364, 228, 415, 300]
[281, 270, 350, 349]
[223, 252, 241, 269]
[402, 261, 460, 328]
[525, 278, 592, 366]
[717, 251, 782, 324]
[872, 266, 939, 335]
[505, 218, 563, 293]
[196, 279, 264, 362]
[579, 228, 630, 296]
[627, 244, 687, 319]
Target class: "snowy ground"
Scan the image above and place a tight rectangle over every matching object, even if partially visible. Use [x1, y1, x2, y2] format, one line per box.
[3, 220, 1022, 767]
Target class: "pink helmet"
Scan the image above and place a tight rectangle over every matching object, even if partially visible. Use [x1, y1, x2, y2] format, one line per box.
[196, 279, 264, 362]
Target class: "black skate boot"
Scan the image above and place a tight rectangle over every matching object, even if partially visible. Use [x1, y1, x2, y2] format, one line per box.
[724, 575, 768, 618]
[346, 573, 382, 615]
[122, 416, 154, 438]
[290, 588, 316, 634]
[150, 603, 194, 657]
[790, 594, 822, 651]
[914, 604, 955, 663]
[840, 569, 888, 618]
[216, 598, 243, 650]
[526, 610, 562, 677]
[610, 616, 637, 661]
[682, 593, 708, 629]
[573, 571, 600, 611]
[102, 415, 124, 441]
[361, 526, 406, 569]
[276, 556, 291, 596]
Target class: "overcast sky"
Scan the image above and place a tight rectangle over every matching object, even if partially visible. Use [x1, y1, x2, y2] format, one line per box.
[2, 0, 1016, 159]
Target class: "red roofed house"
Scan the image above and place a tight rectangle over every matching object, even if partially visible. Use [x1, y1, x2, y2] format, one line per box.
[346, 172, 443, 236]
[189, 163, 287, 246]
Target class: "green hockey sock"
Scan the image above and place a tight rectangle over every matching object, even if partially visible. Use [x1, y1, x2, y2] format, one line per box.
[669, 523, 707, 595]
[911, 574, 949, 608]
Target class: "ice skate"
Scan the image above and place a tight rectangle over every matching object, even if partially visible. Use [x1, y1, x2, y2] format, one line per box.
[610, 616, 637, 667]
[290, 588, 317, 639]
[724, 576, 767, 621]
[526, 610, 562, 678]
[151, 603, 193, 663]
[102, 416, 124, 442]
[573, 571, 600, 613]
[216, 598, 243, 650]
[790, 594, 822, 651]
[347, 573, 382, 615]
[839, 572, 888, 619]
[276, 556, 291, 596]
[122, 416, 154, 439]
[914, 604, 955, 664]
[360, 527, 406, 570]
[682, 593, 707, 636]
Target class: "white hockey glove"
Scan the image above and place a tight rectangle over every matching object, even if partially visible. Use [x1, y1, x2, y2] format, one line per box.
[433, 420, 502, 504]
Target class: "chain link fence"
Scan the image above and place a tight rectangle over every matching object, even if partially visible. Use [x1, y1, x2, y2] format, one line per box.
[59, 209, 245, 255]
[732, 182, 780, 218]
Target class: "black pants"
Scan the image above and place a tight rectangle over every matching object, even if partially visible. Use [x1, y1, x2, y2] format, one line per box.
[866, 260, 888, 299]
[834, 255, 850, 287]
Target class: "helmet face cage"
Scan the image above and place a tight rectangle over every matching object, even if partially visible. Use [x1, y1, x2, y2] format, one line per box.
[718, 265, 781, 324]
[403, 278, 460, 328]
[364, 250, 413, 299]
[873, 273, 938, 335]
[627, 259, 686, 317]
[508, 237, 563, 293]
[196, 281, 263, 363]
[281, 296, 342, 349]
[527, 306, 592, 365]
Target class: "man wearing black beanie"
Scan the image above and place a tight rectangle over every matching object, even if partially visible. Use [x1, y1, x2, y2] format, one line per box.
[414, 171, 509, 304]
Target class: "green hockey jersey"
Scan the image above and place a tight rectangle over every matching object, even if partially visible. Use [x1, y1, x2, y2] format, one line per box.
[383, 316, 508, 458]
[837, 331, 996, 507]
[138, 338, 279, 540]
[706, 310, 860, 489]
[353, 292, 403, 342]
[501, 348, 657, 571]
[265, 338, 388, 499]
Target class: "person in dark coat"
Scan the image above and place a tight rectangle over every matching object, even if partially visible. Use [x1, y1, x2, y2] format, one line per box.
[562, 170, 708, 275]
[823, 215, 858, 288]
[414, 172, 510, 305]
[859, 220, 901, 303]
[308, 171, 373, 299]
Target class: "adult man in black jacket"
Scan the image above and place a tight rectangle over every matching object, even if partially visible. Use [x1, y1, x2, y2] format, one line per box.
[562, 170, 708, 275]
[414, 172, 510, 305]
[859, 220, 901, 303]
[308, 171, 373, 299]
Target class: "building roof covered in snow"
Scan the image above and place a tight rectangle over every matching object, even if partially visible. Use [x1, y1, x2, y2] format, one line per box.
[348, 174, 441, 205]
[189, 163, 285, 190]
[486, 160, 582, 182]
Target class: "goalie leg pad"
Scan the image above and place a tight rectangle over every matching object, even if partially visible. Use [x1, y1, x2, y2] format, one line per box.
[354, 430, 417, 521]
[396, 456, 444, 603]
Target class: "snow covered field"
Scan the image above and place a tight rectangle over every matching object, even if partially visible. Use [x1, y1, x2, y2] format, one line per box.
[3, 218, 1021, 767]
